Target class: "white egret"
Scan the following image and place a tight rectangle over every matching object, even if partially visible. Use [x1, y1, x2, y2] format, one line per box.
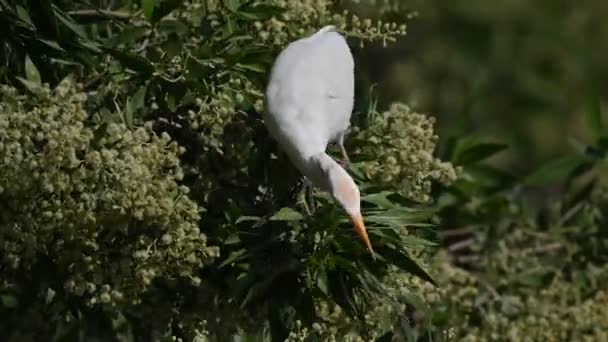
[264, 25, 374, 254]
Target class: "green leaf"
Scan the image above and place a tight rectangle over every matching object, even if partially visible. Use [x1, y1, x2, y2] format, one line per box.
[224, 234, 241, 245]
[163, 34, 183, 58]
[24, 55, 41, 85]
[16, 77, 44, 95]
[586, 83, 603, 142]
[365, 207, 435, 228]
[224, 0, 241, 12]
[38, 39, 65, 52]
[236, 4, 286, 21]
[453, 142, 508, 166]
[0, 294, 18, 308]
[15, 5, 33, 26]
[53, 6, 87, 38]
[234, 62, 265, 73]
[105, 26, 150, 48]
[128, 84, 147, 119]
[361, 191, 397, 208]
[236, 215, 260, 224]
[106, 49, 155, 76]
[270, 207, 303, 222]
[219, 249, 247, 268]
[524, 155, 588, 186]
[151, 0, 183, 23]
[383, 247, 437, 286]
[464, 164, 517, 189]
[46, 288, 56, 304]
[142, 0, 156, 21]
[316, 269, 329, 296]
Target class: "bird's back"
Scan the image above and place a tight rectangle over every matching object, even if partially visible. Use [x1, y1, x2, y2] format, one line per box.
[264, 26, 355, 165]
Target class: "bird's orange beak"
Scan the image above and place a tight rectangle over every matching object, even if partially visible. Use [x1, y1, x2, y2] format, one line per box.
[350, 213, 374, 256]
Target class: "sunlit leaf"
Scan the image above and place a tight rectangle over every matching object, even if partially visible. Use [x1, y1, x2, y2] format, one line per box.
[16, 77, 44, 95]
[270, 207, 304, 221]
[24, 55, 41, 85]
[219, 249, 247, 268]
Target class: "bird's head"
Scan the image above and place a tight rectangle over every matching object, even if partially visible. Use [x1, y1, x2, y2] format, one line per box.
[313, 154, 374, 255]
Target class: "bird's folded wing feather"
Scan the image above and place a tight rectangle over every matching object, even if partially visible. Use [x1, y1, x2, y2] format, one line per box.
[265, 29, 354, 159]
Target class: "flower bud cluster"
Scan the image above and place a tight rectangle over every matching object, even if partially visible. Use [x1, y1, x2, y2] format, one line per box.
[352, 103, 458, 202]
[0, 80, 218, 306]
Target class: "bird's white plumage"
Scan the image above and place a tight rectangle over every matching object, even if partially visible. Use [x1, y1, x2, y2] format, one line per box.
[263, 26, 374, 254]
[264, 25, 355, 171]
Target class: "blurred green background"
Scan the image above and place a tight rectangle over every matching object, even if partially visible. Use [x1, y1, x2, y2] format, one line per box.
[350, 0, 608, 174]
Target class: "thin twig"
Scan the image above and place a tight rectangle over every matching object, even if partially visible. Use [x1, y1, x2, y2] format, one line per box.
[521, 242, 565, 257]
[447, 237, 476, 253]
[439, 226, 475, 238]
[557, 202, 585, 227]
[454, 255, 480, 264]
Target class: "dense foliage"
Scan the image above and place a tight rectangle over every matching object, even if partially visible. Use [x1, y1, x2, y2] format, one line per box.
[0, 0, 456, 341]
[1, 0, 607, 341]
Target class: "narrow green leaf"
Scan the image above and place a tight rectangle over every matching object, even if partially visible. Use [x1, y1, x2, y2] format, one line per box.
[124, 97, 134, 128]
[16, 77, 44, 95]
[450, 135, 479, 161]
[106, 49, 155, 76]
[53, 6, 87, 38]
[218, 249, 247, 268]
[24, 55, 41, 85]
[316, 269, 329, 296]
[38, 39, 65, 52]
[142, 0, 155, 21]
[236, 4, 286, 21]
[128, 84, 147, 119]
[524, 155, 588, 186]
[236, 215, 260, 224]
[587, 83, 603, 142]
[105, 26, 150, 48]
[46, 288, 56, 304]
[234, 63, 265, 73]
[383, 247, 437, 286]
[453, 142, 508, 166]
[15, 5, 33, 26]
[361, 191, 396, 208]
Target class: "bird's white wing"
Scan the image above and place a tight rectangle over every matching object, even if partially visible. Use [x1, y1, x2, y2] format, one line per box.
[264, 27, 354, 164]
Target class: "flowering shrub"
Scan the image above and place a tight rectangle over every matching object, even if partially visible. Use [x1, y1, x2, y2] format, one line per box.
[0, 80, 218, 308]
[0, 0, 459, 340]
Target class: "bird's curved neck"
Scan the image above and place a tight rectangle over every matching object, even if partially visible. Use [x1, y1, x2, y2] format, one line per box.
[299, 153, 336, 191]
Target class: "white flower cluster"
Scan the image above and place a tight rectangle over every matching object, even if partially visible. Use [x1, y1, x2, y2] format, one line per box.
[0, 80, 218, 306]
